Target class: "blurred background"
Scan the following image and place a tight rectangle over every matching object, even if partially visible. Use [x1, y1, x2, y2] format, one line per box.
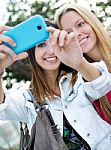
[0, 0, 111, 149]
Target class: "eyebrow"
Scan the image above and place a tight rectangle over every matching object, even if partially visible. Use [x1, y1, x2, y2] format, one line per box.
[64, 18, 85, 31]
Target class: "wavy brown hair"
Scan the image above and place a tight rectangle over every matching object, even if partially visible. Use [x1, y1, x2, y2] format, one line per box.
[28, 20, 74, 103]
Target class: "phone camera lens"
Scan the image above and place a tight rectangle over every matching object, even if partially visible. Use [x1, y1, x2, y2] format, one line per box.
[37, 25, 42, 30]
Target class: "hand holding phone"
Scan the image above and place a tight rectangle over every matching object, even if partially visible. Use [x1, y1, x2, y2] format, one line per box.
[3, 15, 49, 54]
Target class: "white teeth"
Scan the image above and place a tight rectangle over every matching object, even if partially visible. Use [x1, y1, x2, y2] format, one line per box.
[79, 38, 87, 44]
[45, 57, 56, 61]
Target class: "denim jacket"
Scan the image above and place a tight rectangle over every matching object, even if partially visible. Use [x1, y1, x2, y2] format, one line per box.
[0, 61, 111, 150]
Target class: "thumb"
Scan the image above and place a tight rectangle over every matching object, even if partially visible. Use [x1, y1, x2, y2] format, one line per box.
[15, 52, 28, 61]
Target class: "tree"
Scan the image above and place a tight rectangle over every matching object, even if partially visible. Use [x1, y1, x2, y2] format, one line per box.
[4, 0, 111, 88]
[95, 0, 111, 29]
[4, 0, 57, 88]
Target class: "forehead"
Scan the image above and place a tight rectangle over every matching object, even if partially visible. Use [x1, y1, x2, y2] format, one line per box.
[60, 11, 84, 29]
[61, 10, 83, 23]
[36, 36, 51, 45]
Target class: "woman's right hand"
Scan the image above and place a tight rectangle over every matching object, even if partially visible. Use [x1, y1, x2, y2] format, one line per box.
[0, 25, 28, 75]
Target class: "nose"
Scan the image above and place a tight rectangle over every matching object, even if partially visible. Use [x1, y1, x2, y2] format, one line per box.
[47, 43, 55, 54]
[72, 28, 82, 37]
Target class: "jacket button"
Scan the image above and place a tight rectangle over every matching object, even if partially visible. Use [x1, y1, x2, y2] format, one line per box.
[74, 120, 77, 123]
[64, 105, 68, 109]
[87, 133, 90, 137]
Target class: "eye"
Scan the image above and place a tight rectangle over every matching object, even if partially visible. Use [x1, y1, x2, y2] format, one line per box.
[66, 30, 72, 34]
[37, 42, 46, 48]
[78, 21, 86, 27]
[67, 31, 71, 34]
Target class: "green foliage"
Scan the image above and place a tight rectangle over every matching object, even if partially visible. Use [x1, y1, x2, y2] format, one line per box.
[4, 0, 56, 88]
[4, 0, 111, 88]
[96, 0, 111, 28]
[6, 0, 56, 26]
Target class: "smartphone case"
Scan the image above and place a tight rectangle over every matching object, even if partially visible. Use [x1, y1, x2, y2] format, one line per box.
[3, 15, 49, 54]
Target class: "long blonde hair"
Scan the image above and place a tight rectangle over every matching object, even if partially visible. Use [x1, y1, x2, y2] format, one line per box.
[54, 4, 111, 122]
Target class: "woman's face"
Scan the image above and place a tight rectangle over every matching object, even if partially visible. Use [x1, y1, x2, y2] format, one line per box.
[60, 11, 98, 54]
[35, 38, 61, 71]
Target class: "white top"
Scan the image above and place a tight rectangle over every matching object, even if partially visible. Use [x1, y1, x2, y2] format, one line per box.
[0, 61, 111, 150]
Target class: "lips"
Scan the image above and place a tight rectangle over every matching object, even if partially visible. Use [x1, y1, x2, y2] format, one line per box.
[79, 36, 89, 47]
[45, 56, 57, 62]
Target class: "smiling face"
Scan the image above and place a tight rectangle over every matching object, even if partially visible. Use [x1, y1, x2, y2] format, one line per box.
[60, 11, 98, 54]
[35, 38, 61, 72]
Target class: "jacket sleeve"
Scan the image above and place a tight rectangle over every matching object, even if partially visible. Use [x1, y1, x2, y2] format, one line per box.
[78, 60, 111, 102]
[0, 88, 34, 122]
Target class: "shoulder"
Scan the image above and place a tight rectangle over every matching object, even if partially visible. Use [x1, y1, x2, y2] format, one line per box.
[4, 87, 33, 106]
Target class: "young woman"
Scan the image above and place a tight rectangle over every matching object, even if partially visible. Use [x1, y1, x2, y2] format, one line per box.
[54, 3, 111, 125]
[0, 20, 111, 150]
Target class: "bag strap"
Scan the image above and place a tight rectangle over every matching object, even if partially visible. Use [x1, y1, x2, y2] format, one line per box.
[19, 122, 30, 150]
[26, 89, 48, 111]
[26, 89, 40, 110]
[26, 89, 56, 126]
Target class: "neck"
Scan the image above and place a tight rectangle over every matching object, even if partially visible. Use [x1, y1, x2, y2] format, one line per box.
[86, 49, 111, 73]
[86, 49, 103, 62]
[43, 70, 60, 96]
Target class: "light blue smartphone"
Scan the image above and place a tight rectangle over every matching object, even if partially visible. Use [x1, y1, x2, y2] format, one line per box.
[3, 15, 49, 54]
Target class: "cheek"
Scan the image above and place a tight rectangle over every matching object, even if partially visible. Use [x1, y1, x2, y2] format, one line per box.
[87, 26, 97, 42]
[35, 49, 42, 64]
[91, 30, 97, 43]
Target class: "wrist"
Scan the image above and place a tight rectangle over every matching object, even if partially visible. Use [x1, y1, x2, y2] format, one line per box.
[75, 58, 87, 72]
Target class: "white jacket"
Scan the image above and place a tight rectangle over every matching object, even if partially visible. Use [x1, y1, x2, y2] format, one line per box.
[0, 61, 111, 150]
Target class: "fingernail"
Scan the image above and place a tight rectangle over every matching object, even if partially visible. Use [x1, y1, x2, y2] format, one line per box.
[13, 42, 16, 47]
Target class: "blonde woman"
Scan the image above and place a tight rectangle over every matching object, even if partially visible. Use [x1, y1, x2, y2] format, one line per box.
[0, 20, 111, 150]
[54, 3, 111, 125]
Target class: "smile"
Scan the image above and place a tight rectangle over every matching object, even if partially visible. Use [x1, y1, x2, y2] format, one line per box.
[79, 36, 89, 47]
[45, 56, 57, 62]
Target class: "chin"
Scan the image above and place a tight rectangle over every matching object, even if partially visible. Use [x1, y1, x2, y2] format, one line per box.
[82, 47, 92, 54]
[45, 65, 59, 70]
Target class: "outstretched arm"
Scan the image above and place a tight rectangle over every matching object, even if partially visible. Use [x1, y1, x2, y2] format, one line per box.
[0, 25, 28, 103]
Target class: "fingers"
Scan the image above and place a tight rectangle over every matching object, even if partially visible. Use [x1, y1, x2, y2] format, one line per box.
[50, 29, 60, 45]
[0, 25, 17, 71]
[0, 44, 16, 56]
[47, 27, 77, 47]
[0, 49, 28, 72]
[0, 52, 13, 73]
[0, 25, 15, 46]
[0, 26, 16, 62]
[46, 26, 55, 33]
[0, 25, 11, 33]
[47, 28, 67, 46]
[16, 52, 28, 61]
[46, 27, 59, 44]
[59, 30, 68, 47]
[0, 34, 16, 46]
